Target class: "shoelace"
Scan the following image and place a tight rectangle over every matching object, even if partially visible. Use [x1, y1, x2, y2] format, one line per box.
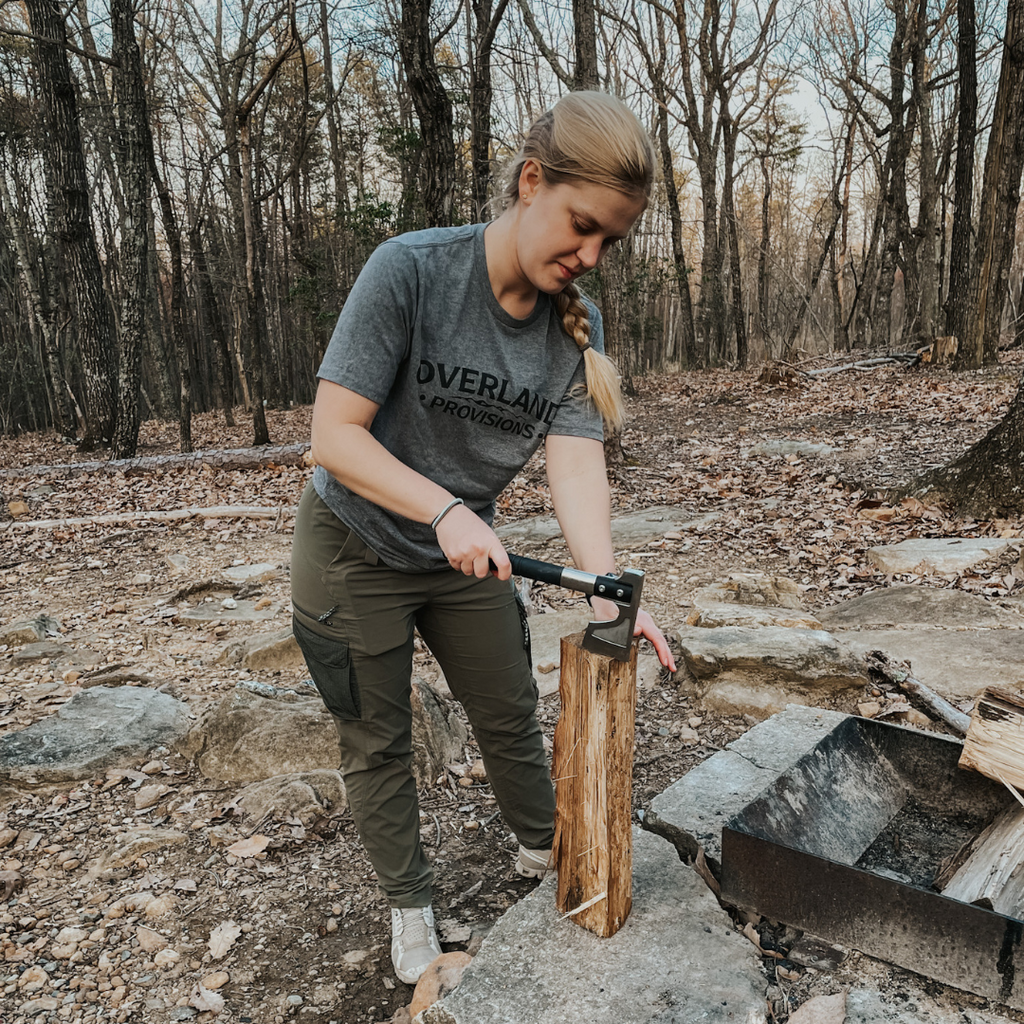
[397, 908, 431, 947]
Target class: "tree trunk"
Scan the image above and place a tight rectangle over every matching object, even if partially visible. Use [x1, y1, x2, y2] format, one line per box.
[0, 173, 76, 436]
[911, 0, 938, 346]
[720, 111, 746, 366]
[468, 0, 510, 221]
[110, 0, 151, 460]
[25, 0, 118, 448]
[655, 92, 698, 367]
[945, 0, 977, 351]
[399, 0, 457, 227]
[573, 0, 600, 90]
[965, 0, 1024, 368]
[914, 373, 1024, 515]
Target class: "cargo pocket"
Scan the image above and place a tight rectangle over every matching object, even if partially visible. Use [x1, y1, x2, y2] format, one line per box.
[293, 617, 361, 720]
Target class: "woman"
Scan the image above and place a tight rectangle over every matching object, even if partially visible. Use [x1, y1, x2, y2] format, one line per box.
[290, 91, 677, 985]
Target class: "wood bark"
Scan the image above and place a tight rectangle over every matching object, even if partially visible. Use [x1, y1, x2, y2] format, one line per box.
[967, 0, 1024, 368]
[553, 633, 638, 938]
[573, 0, 600, 90]
[398, 0, 457, 227]
[110, 0, 151, 459]
[913, 372, 1024, 514]
[945, 0, 977, 350]
[469, 0, 510, 220]
[24, 0, 118, 448]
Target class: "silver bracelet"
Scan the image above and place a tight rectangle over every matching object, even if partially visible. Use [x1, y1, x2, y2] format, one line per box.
[431, 497, 464, 531]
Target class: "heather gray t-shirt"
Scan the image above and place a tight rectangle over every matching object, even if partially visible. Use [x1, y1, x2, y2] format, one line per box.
[313, 223, 604, 572]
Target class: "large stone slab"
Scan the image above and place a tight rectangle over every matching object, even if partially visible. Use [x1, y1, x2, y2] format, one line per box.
[840, 629, 1024, 699]
[689, 574, 821, 629]
[220, 562, 280, 583]
[688, 603, 823, 630]
[675, 626, 867, 718]
[818, 585, 1023, 629]
[181, 680, 465, 787]
[0, 686, 191, 786]
[422, 828, 766, 1024]
[497, 505, 719, 550]
[647, 705, 849, 871]
[748, 440, 835, 459]
[867, 537, 1020, 575]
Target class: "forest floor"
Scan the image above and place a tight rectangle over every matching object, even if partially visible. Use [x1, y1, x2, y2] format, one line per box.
[1, 351, 1023, 1024]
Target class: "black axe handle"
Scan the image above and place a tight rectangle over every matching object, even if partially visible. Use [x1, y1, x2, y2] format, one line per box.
[500, 554, 635, 605]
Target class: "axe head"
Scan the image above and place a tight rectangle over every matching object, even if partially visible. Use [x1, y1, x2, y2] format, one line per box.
[582, 568, 645, 661]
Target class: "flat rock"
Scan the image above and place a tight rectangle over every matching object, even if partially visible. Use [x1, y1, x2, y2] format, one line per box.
[0, 686, 191, 786]
[11, 641, 74, 663]
[867, 537, 1020, 575]
[647, 705, 849, 870]
[688, 603, 823, 630]
[840, 628, 1024, 699]
[235, 770, 347, 823]
[422, 828, 765, 1024]
[694, 573, 807, 610]
[179, 600, 279, 624]
[181, 680, 464, 787]
[91, 828, 188, 875]
[846, 985, 1016, 1023]
[220, 562, 280, 583]
[0, 615, 61, 647]
[818, 585, 1023, 629]
[179, 690, 339, 783]
[526, 609, 593, 698]
[216, 627, 304, 671]
[674, 626, 867, 718]
[497, 505, 719, 550]
[748, 440, 835, 458]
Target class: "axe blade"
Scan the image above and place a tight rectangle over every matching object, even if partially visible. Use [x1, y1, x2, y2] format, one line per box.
[582, 568, 644, 662]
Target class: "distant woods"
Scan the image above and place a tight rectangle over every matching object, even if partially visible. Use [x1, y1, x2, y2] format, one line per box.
[2, 0, 1024, 455]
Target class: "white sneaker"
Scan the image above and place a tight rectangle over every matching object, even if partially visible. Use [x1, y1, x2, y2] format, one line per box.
[390, 905, 442, 985]
[515, 846, 555, 879]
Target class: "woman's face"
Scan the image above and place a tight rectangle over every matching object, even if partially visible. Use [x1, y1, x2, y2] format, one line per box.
[515, 160, 646, 295]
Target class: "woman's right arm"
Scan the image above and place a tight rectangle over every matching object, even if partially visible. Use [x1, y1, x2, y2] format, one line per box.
[310, 379, 511, 579]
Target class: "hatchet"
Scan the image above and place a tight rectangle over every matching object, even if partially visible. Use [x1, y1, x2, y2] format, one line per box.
[500, 554, 644, 662]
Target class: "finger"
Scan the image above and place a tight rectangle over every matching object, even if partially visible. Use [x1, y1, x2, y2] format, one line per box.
[489, 547, 512, 581]
[473, 552, 492, 579]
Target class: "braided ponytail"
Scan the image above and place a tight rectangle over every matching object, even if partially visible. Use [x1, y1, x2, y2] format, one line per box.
[555, 283, 625, 434]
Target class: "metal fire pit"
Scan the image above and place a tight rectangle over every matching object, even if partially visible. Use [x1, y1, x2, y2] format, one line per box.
[720, 716, 1024, 1009]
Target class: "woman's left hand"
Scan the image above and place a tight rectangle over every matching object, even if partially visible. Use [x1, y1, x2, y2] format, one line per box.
[591, 599, 677, 672]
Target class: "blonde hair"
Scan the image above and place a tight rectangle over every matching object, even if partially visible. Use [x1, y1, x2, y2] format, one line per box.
[504, 92, 655, 434]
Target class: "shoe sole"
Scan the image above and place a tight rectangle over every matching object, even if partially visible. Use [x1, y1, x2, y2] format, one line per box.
[515, 860, 552, 879]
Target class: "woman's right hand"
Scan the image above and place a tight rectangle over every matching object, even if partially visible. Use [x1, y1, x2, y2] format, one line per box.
[435, 503, 511, 580]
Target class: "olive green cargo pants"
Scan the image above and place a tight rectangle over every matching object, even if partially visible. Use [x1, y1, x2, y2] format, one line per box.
[290, 482, 554, 908]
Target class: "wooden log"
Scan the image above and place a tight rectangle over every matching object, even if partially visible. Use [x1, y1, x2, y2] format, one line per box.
[960, 687, 1024, 789]
[938, 802, 1024, 916]
[552, 631, 638, 938]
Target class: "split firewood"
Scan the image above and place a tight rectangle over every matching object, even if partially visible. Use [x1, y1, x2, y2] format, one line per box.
[864, 651, 971, 735]
[936, 801, 1024, 917]
[959, 687, 1024, 790]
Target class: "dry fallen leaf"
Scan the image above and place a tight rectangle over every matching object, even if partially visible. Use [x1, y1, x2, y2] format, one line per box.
[226, 834, 270, 858]
[189, 983, 225, 1014]
[208, 920, 243, 959]
[742, 921, 783, 958]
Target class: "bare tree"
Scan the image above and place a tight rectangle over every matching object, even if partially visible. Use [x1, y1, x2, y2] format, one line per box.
[24, 0, 117, 447]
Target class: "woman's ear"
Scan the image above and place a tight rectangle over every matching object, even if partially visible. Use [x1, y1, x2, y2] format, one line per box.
[518, 158, 543, 204]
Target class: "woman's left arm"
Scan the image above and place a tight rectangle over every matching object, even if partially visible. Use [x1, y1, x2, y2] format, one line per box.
[545, 434, 677, 671]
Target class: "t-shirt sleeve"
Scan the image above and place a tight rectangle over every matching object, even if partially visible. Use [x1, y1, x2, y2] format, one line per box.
[316, 240, 417, 404]
[546, 298, 605, 441]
